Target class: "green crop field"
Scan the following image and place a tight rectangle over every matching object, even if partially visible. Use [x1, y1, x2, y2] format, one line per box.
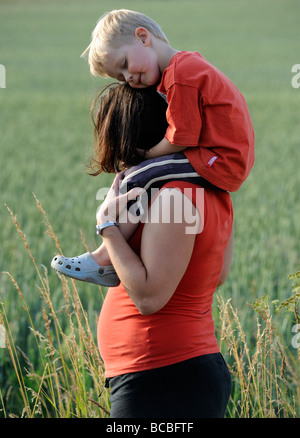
[0, 0, 299, 418]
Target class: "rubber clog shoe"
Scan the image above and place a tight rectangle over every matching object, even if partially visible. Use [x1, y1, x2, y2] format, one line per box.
[51, 252, 120, 287]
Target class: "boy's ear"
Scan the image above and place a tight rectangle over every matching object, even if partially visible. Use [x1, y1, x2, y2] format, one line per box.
[134, 27, 151, 46]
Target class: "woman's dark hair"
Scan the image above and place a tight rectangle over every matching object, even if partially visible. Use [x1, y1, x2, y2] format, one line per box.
[88, 83, 168, 175]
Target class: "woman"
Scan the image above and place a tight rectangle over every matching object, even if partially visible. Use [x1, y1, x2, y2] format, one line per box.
[89, 83, 233, 418]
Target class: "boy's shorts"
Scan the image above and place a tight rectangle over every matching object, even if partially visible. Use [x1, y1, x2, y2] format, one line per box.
[120, 152, 221, 215]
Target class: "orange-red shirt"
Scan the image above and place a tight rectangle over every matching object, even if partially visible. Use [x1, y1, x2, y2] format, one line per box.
[97, 182, 233, 378]
[157, 51, 255, 192]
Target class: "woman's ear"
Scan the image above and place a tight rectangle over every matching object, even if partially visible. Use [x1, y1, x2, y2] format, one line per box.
[134, 27, 151, 46]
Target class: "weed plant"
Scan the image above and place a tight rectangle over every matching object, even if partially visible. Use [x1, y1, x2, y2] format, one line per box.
[0, 199, 109, 418]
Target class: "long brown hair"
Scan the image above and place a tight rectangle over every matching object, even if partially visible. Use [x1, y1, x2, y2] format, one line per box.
[88, 83, 168, 175]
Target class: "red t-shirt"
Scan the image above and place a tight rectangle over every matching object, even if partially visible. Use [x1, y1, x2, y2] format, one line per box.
[157, 51, 255, 192]
[97, 182, 233, 378]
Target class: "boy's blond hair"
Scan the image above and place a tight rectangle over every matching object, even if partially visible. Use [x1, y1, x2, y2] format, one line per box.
[82, 9, 169, 77]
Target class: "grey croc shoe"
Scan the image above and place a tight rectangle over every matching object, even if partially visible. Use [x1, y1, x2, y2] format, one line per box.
[51, 252, 120, 287]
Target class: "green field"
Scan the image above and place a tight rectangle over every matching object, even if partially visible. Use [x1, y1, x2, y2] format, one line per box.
[0, 0, 299, 418]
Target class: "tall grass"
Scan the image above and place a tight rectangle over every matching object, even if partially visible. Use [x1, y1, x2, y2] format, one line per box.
[218, 293, 299, 417]
[1, 198, 110, 418]
[0, 197, 299, 418]
[1, 0, 300, 418]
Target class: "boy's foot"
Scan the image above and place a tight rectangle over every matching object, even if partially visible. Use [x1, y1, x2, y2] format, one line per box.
[51, 252, 120, 287]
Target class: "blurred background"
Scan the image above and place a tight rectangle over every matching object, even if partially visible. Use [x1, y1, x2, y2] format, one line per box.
[0, 0, 299, 417]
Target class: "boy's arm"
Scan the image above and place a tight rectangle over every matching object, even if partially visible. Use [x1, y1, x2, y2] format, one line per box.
[145, 137, 187, 159]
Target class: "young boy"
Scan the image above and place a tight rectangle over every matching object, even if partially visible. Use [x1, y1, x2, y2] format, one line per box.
[51, 9, 254, 286]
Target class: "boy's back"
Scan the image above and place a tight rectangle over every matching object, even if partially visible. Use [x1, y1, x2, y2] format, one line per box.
[157, 51, 255, 192]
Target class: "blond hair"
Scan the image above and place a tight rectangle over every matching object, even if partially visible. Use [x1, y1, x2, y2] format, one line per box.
[81, 9, 169, 77]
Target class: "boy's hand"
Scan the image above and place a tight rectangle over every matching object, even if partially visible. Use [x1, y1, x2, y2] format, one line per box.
[136, 148, 147, 159]
[137, 139, 187, 161]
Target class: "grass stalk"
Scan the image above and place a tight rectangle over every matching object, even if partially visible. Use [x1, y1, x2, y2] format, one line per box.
[218, 293, 299, 418]
[1, 199, 109, 417]
[1, 197, 299, 418]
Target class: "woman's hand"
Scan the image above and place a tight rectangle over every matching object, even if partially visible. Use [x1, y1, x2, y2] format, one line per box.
[96, 183, 144, 225]
[96, 170, 130, 223]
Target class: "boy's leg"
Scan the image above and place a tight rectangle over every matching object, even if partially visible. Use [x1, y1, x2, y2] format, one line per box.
[51, 175, 141, 287]
[90, 243, 109, 265]
[120, 152, 220, 198]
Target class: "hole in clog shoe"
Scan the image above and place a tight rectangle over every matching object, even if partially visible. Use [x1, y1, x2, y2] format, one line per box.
[66, 265, 71, 269]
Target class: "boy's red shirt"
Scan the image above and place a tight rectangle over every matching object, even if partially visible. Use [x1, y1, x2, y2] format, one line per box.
[157, 51, 255, 192]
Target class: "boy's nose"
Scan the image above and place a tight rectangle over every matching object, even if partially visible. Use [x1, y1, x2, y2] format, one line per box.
[124, 71, 133, 83]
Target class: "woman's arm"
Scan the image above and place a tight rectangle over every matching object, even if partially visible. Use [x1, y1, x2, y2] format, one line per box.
[99, 188, 198, 315]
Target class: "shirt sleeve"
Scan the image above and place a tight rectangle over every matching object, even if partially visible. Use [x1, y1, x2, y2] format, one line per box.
[165, 83, 202, 147]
